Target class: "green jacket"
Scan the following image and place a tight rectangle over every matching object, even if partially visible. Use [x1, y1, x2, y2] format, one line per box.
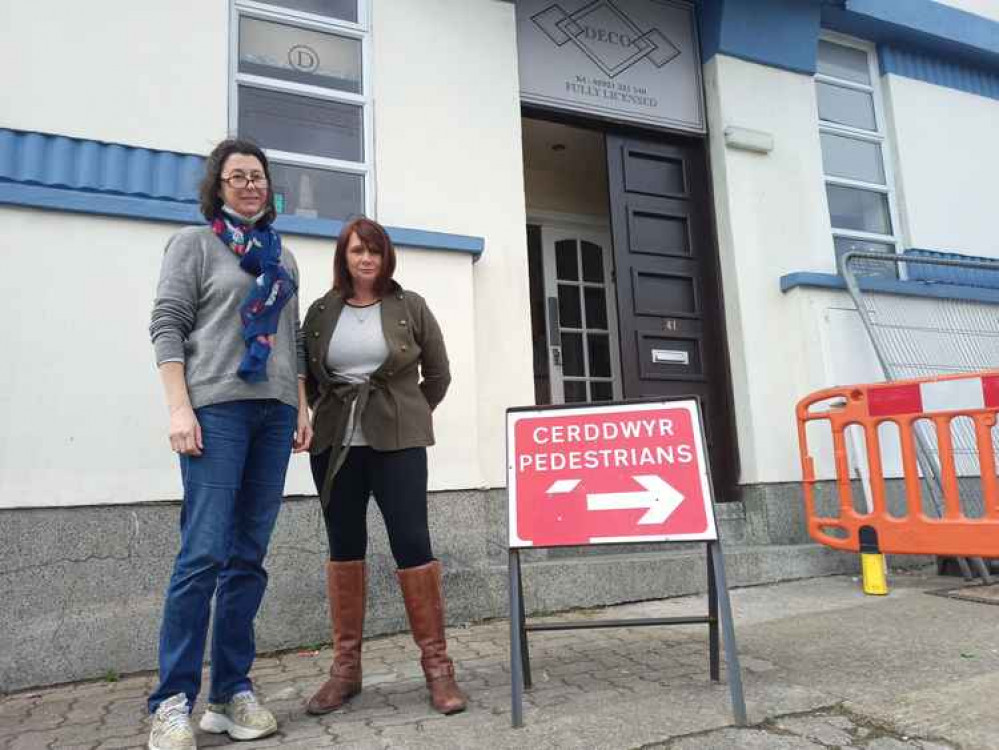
[302, 282, 450, 504]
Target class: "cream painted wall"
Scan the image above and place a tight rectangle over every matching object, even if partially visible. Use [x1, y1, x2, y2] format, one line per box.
[0, 0, 532, 507]
[704, 54, 835, 485]
[372, 0, 534, 487]
[0, 207, 477, 508]
[0, 1, 229, 155]
[933, 0, 999, 23]
[523, 166, 609, 217]
[883, 74, 999, 259]
[522, 119, 610, 218]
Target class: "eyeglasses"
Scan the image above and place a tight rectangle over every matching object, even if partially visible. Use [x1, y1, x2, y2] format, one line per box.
[221, 173, 269, 189]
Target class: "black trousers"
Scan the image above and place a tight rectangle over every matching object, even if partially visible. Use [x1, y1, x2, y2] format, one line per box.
[310, 446, 434, 569]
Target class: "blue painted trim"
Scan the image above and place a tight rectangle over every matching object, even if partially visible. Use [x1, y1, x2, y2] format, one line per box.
[384, 226, 484, 254]
[780, 272, 847, 293]
[0, 128, 484, 257]
[846, 0, 999, 58]
[698, 0, 999, 77]
[699, 0, 822, 74]
[274, 215, 484, 255]
[879, 44, 999, 100]
[0, 128, 204, 201]
[780, 271, 999, 305]
[0, 182, 203, 224]
[823, 0, 999, 70]
[0, 182, 485, 257]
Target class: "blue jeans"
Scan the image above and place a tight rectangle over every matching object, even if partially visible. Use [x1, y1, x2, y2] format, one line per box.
[148, 399, 297, 714]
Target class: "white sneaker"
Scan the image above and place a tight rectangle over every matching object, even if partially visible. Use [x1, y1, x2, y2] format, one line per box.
[199, 690, 278, 741]
[148, 693, 196, 750]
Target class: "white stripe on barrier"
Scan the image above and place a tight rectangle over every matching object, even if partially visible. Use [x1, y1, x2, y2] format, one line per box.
[920, 378, 986, 413]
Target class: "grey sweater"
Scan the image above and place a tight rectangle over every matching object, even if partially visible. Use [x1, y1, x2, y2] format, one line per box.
[150, 225, 306, 410]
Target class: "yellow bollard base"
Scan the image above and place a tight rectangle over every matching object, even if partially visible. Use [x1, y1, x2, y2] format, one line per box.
[861, 553, 889, 595]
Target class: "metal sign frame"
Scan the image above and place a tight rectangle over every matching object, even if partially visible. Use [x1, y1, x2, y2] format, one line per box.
[505, 397, 747, 728]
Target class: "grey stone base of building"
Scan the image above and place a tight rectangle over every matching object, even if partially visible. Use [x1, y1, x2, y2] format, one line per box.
[0, 483, 931, 694]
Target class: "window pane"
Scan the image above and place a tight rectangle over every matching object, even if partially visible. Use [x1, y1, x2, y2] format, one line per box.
[239, 85, 363, 162]
[563, 380, 587, 403]
[584, 287, 608, 330]
[555, 240, 578, 281]
[827, 185, 892, 235]
[239, 17, 361, 93]
[580, 241, 605, 282]
[834, 237, 897, 278]
[817, 41, 871, 85]
[557, 284, 582, 329]
[821, 132, 885, 185]
[270, 162, 363, 222]
[561, 333, 584, 376]
[817, 82, 876, 131]
[590, 381, 613, 402]
[587, 334, 611, 378]
[259, 0, 357, 23]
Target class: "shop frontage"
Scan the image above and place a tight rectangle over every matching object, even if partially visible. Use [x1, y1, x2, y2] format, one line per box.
[517, 0, 738, 491]
[2, 0, 998, 692]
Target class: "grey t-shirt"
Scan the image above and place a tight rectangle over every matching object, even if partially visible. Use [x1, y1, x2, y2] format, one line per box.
[325, 302, 389, 445]
[149, 225, 306, 410]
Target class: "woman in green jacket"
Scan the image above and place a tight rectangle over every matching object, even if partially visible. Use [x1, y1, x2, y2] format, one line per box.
[302, 217, 467, 717]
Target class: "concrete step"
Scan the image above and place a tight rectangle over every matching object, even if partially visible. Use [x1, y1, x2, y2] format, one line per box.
[440, 543, 864, 625]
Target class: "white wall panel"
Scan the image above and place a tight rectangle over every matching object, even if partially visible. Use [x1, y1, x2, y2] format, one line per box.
[883, 74, 999, 258]
[704, 54, 834, 485]
[372, 0, 534, 487]
[0, 208, 477, 507]
[0, 1, 229, 155]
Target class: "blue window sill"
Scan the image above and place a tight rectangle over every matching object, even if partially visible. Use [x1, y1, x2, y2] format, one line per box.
[0, 182, 484, 258]
[0, 129, 484, 257]
[780, 271, 999, 305]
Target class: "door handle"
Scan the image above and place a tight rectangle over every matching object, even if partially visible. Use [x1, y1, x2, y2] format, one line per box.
[546, 296, 562, 370]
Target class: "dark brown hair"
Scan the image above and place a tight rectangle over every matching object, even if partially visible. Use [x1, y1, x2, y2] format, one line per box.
[332, 217, 397, 297]
[198, 139, 277, 224]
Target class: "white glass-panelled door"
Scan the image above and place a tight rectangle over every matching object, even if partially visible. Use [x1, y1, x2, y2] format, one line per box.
[541, 225, 623, 404]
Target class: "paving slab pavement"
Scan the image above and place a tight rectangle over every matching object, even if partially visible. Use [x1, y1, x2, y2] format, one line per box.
[1, 570, 995, 749]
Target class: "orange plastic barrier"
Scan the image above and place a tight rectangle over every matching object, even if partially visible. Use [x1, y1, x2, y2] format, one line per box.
[796, 371, 999, 557]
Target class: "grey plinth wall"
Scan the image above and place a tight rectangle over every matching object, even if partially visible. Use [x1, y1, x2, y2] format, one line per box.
[1, 483, 867, 694]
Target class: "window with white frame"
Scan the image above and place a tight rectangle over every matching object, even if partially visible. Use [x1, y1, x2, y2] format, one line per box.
[815, 36, 900, 277]
[232, 0, 372, 221]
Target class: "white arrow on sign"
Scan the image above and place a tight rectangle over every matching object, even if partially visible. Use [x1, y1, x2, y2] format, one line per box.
[585, 475, 684, 525]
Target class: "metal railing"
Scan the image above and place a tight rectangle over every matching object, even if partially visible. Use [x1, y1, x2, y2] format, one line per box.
[839, 250, 999, 582]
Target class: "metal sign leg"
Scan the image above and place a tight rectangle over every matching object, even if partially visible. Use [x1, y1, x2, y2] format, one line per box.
[509, 549, 525, 728]
[706, 543, 720, 683]
[517, 556, 533, 689]
[708, 541, 747, 726]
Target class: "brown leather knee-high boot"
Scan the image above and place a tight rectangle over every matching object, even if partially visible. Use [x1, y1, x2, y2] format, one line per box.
[396, 560, 467, 715]
[306, 560, 366, 715]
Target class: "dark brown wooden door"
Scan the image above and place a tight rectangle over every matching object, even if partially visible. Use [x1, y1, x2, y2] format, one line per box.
[607, 133, 737, 492]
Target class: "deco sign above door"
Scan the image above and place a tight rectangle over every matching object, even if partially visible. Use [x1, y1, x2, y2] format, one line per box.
[532, 1, 681, 78]
[516, 0, 705, 132]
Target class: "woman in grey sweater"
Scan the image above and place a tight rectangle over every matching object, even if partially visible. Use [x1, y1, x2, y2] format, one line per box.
[146, 139, 312, 750]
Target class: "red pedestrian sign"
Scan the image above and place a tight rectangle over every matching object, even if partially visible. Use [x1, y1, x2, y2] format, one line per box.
[507, 400, 717, 548]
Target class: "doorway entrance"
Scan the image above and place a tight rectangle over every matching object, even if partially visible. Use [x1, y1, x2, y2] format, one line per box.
[538, 221, 622, 404]
[522, 114, 739, 492]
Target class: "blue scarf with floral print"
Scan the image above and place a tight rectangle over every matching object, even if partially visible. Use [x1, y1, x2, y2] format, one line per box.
[211, 212, 296, 383]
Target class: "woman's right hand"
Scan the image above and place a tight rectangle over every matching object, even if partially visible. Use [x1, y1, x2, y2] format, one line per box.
[169, 404, 203, 456]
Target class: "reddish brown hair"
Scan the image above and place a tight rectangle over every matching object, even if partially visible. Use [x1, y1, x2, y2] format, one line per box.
[332, 217, 397, 297]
